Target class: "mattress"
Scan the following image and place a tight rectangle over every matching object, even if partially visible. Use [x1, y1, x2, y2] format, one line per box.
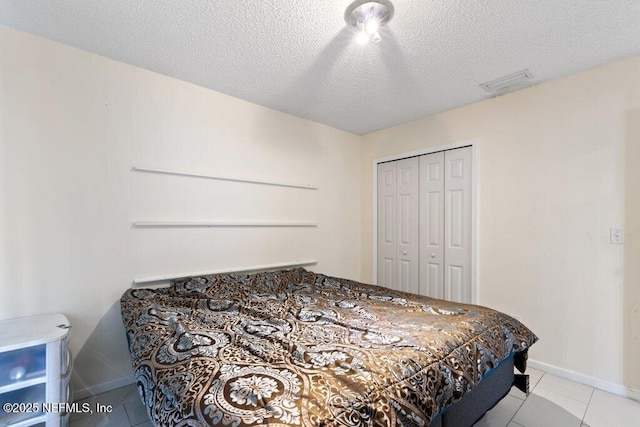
[120, 268, 537, 426]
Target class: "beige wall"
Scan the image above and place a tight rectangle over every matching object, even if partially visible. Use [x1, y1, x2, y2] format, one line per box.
[361, 56, 640, 392]
[0, 26, 361, 396]
[624, 108, 640, 391]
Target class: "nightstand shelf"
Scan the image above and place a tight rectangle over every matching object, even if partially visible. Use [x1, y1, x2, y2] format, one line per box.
[0, 377, 47, 395]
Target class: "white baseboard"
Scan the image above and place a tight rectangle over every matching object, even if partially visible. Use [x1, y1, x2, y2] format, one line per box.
[529, 359, 640, 402]
[73, 375, 135, 401]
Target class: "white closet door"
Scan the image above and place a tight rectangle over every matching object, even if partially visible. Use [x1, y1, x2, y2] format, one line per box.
[396, 157, 420, 294]
[377, 162, 397, 288]
[377, 147, 472, 300]
[419, 152, 445, 298]
[444, 147, 472, 303]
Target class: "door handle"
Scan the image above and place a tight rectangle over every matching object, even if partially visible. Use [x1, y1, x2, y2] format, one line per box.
[430, 253, 436, 258]
[402, 250, 407, 255]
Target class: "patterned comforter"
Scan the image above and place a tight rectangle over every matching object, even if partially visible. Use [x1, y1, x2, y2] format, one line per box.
[120, 268, 537, 426]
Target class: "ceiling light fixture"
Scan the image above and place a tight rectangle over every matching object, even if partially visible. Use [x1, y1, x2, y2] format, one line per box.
[345, 0, 394, 45]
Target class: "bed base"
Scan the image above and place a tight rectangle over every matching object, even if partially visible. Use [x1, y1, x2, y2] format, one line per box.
[430, 356, 523, 427]
[513, 373, 530, 394]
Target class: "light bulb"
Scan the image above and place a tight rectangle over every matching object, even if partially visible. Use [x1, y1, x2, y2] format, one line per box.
[365, 18, 379, 35]
[371, 31, 381, 43]
[356, 21, 369, 44]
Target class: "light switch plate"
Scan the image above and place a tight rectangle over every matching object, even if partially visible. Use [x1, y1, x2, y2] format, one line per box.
[610, 228, 625, 245]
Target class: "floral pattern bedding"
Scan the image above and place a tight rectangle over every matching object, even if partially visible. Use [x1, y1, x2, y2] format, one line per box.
[120, 268, 537, 426]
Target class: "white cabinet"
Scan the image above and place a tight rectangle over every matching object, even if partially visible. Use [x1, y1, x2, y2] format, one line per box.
[0, 314, 71, 427]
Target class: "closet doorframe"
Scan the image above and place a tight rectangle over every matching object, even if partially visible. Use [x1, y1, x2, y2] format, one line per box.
[372, 139, 479, 304]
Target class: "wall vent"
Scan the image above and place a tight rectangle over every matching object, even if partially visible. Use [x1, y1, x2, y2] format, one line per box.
[480, 69, 534, 93]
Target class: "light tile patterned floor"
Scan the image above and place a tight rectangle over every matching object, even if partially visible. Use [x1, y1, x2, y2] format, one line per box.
[475, 368, 640, 427]
[69, 384, 151, 427]
[69, 368, 640, 426]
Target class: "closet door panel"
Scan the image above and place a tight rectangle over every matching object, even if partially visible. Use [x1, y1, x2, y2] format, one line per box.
[377, 162, 397, 289]
[396, 157, 419, 294]
[444, 147, 472, 303]
[419, 152, 445, 298]
[445, 265, 464, 302]
[382, 258, 394, 286]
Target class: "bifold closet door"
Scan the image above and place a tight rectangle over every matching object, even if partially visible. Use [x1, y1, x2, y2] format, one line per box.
[377, 148, 471, 301]
[377, 158, 419, 293]
[419, 152, 445, 298]
[443, 147, 472, 303]
[377, 161, 397, 288]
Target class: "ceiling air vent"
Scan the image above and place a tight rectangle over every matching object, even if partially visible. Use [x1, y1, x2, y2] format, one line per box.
[480, 69, 534, 93]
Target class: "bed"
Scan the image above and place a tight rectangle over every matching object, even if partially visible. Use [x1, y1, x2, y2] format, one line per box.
[120, 268, 537, 426]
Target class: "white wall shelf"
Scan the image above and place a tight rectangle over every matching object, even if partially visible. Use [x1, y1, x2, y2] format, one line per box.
[132, 220, 317, 228]
[133, 259, 318, 285]
[132, 166, 318, 190]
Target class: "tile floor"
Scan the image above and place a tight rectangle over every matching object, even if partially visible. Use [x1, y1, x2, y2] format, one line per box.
[69, 368, 640, 426]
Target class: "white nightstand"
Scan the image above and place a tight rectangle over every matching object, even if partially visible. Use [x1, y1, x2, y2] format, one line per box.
[0, 313, 72, 427]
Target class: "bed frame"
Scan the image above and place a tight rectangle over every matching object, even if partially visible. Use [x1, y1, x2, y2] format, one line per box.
[431, 354, 530, 427]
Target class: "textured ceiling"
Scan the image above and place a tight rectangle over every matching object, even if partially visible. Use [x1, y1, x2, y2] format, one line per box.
[1, 1, 640, 135]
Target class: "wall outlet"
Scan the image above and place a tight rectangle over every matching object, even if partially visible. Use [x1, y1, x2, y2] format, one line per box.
[610, 228, 625, 245]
